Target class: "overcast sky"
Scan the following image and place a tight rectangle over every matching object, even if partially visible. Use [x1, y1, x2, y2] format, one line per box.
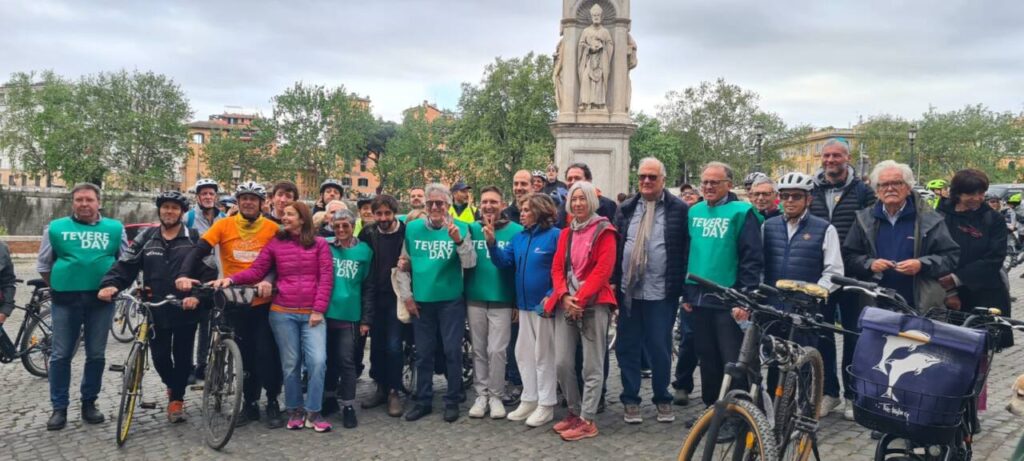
[3, 0, 1022, 128]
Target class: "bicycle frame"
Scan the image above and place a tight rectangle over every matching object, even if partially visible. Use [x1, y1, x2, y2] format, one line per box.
[7, 284, 51, 360]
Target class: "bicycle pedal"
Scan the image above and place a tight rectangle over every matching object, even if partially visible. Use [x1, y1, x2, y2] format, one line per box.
[794, 414, 819, 432]
[108, 364, 125, 372]
[140, 401, 158, 409]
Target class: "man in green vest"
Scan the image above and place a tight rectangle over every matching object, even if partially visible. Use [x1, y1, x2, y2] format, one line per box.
[682, 162, 764, 440]
[396, 183, 477, 423]
[465, 186, 522, 419]
[36, 183, 128, 431]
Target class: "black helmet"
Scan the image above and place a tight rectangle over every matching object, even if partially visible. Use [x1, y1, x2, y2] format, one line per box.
[156, 191, 190, 210]
[320, 178, 345, 195]
[219, 194, 236, 207]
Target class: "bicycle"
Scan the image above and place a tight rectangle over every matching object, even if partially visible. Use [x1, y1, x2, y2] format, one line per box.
[110, 292, 180, 447]
[400, 322, 474, 397]
[186, 284, 254, 451]
[833, 277, 1024, 461]
[110, 279, 145, 343]
[678, 275, 848, 461]
[0, 278, 54, 378]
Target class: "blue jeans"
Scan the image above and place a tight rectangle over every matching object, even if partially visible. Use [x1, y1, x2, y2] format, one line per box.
[673, 308, 698, 393]
[412, 298, 466, 406]
[616, 298, 677, 405]
[49, 292, 115, 410]
[269, 311, 327, 413]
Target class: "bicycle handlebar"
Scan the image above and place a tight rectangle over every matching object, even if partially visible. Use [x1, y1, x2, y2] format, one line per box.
[119, 292, 180, 308]
[831, 275, 878, 290]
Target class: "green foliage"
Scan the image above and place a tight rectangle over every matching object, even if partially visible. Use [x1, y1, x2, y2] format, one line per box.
[449, 53, 556, 191]
[0, 70, 192, 189]
[375, 107, 454, 193]
[629, 113, 681, 188]
[201, 118, 281, 185]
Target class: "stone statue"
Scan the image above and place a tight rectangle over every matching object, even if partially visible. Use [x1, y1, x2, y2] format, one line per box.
[626, 33, 637, 112]
[553, 28, 565, 111]
[577, 3, 613, 111]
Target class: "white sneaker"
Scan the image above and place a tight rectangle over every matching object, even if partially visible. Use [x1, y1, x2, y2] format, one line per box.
[818, 396, 843, 418]
[468, 396, 488, 418]
[488, 397, 506, 419]
[842, 401, 855, 421]
[507, 401, 537, 421]
[525, 405, 554, 427]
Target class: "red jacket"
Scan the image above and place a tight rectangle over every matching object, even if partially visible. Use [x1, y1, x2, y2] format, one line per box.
[545, 223, 618, 314]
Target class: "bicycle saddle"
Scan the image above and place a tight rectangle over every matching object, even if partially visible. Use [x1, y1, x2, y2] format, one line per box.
[775, 279, 829, 300]
[26, 279, 48, 289]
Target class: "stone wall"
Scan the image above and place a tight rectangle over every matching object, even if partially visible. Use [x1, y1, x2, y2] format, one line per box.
[0, 187, 157, 236]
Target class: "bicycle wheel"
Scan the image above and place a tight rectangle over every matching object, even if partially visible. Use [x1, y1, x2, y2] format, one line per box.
[203, 338, 244, 451]
[19, 308, 53, 378]
[775, 348, 824, 461]
[110, 297, 140, 343]
[116, 342, 146, 447]
[402, 344, 418, 395]
[678, 398, 779, 461]
[462, 332, 474, 390]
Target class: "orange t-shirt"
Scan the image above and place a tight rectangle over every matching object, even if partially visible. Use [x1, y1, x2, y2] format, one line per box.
[203, 214, 279, 305]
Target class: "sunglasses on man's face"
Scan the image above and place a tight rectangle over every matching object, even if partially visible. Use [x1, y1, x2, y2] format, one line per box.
[638, 174, 661, 183]
[426, 200, 446, 209]
[779, 192, 807, 201]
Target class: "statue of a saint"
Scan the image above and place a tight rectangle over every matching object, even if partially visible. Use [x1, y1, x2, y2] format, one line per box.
[577, 3, 613, 111]
[626, 33, 637, 112]
[553, 28, 565, 111]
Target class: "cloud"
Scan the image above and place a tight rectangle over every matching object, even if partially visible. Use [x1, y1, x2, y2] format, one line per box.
[1, 0, 1021, 127]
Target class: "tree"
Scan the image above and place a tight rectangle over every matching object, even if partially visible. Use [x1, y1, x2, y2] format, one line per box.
[629, 113, 681, 189]
[267, 82, 376, 185]
[657, 78, 799, 179]
[375, 107, 453, 193]
[200, 118, 281, 186]
[449, 53, 556, 190]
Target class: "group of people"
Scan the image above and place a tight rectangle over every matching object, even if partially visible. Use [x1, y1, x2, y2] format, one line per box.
[7, 136, 1013, 444]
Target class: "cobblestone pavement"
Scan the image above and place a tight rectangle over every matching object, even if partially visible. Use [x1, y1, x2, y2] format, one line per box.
[1, 259, 1023, 460]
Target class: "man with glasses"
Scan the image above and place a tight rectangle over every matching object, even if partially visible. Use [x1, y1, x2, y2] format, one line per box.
[612, 158, 690, 424]
[748, 176, 781, 221]
[807, 138, 876, 420]
[682, 162, 764, 440]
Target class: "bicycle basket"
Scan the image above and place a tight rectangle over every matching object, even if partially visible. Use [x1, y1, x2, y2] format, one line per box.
[850, 307, 986, 442]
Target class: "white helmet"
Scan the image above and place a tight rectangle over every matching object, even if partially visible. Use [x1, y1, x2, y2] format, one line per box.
[193, 178, 219, 194]
[776, 172, 815, 192]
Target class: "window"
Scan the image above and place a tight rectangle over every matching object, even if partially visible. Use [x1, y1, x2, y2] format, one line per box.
[192, 133, 205, 144]
[34, 176, 41, 186]
[7, 175, 14, 186]
[341, 178, 352, 186]
[359, 159, 367, 172]
[358, 178, 369, 187]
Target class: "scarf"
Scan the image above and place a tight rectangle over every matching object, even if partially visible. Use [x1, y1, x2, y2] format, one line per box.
[234, 212, 269, 241]
[624, 198, 657, 301]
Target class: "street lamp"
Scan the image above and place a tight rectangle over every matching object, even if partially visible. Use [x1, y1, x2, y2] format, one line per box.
[908, 125, 918, 177]
[231, 164, 242, 189]
[754, 122, 766, 172]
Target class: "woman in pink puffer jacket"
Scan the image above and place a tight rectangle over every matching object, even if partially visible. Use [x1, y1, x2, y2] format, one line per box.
[213, 201, 335, 432]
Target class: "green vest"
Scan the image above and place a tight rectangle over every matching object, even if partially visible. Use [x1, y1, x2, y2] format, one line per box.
[326, 240, 373, 322]
[686, 201, 753, 288]
[465, 221, 522, 303]
[48, 217, 124, 292]
[405, 219, 469, 303]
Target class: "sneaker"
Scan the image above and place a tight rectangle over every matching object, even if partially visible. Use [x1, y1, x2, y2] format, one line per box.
[818, 395, 842, 418]
[842, 401, 855, 421]
[673, 389, 690, 406]
[305, 412, 332, 432]
[553, 413, 582, 434]
[469, 396, 488, 418]
[362, 384, 387, 409]
[561, 419, 598, 441]
[404, 404, 432, 421]
[623, 404, 642, 424]
[502, 385, 522, 407]
[386, 390, 404, 417]
[641, 368, 653, 379]
[525, 404, 554, 427]
[167, 400, 186, 423]
[286, 409, 305, 430]
[236, 401, 260, 427]
[488, 396, 506, 419]
[443, 403, 460, 423]
[265, 399, 285, 429]
[507, 401, 537, 421]
[342, 405, 358, 429]
[656, 403, 675, 423]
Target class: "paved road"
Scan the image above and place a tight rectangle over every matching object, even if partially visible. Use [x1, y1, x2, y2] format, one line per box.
[1, 259, 1022, 460]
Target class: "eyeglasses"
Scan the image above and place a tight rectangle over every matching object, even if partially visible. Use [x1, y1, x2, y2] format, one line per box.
[778, 192, 807, 201]
[638, 174, 661, 182]
[876, 181, 907, 191]
[426, 200, 447, 209]
[750, 192, 773, 198]
[701, 179, 728, 188]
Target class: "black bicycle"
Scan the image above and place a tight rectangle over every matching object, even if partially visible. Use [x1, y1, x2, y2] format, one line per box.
[0, 278, 54, 378]
[678, 275, 848, 461]
[401, 322, 474, 397]
[833, 276, 1024, 461]
[110, 280, 145, 343]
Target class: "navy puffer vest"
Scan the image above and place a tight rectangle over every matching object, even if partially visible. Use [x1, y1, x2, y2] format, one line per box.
[763, 213, 829, 286]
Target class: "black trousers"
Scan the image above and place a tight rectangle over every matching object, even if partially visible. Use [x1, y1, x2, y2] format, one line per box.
[693, 307, 745, 406]
[325, 323, 360, 405]
[230, 303, 283, 403]
[150, 323, 197, 401]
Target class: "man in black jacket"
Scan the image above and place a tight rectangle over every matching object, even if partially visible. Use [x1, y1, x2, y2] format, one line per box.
[556, 163, 617, 226]
[612, 157, 690, 424]
[807, 138, 876, 420]
[98, 191, 217, 424]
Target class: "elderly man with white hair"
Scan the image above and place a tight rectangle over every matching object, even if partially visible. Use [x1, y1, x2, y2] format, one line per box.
[843, 160, 959, 313]
[611, 157, 690, 424]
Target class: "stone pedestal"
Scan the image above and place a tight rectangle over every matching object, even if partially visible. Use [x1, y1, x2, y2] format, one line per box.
[551, 123, 635, 198]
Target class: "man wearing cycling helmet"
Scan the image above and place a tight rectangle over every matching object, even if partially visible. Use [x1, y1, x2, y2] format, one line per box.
[175, 181, 286, 429]
[926, 178, 949, 209]
[185, 179, 225, 235]
[314, 179, 345, 214]
[743, 172, 768, 195]
[99, 191, 217, 424]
